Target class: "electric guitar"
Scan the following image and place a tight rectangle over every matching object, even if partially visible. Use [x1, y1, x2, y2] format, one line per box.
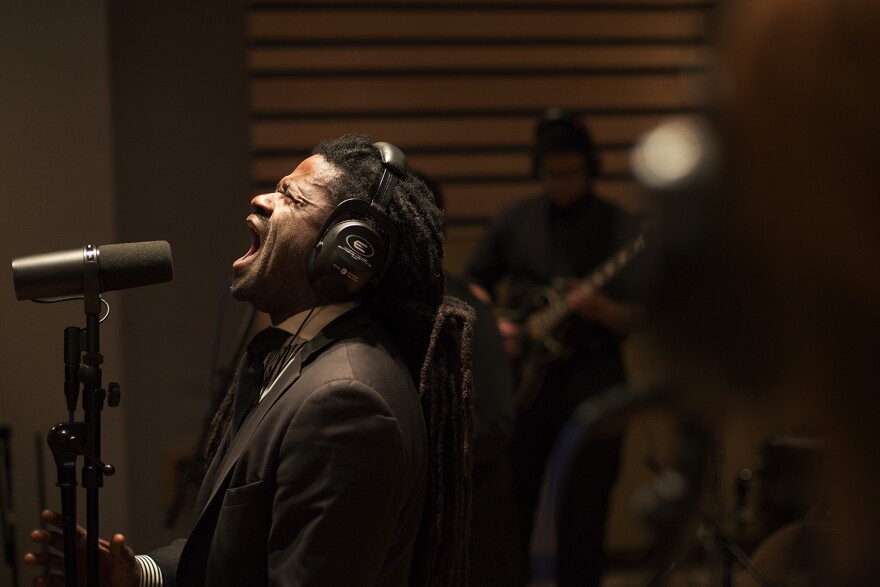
[510, 233, 646, 410]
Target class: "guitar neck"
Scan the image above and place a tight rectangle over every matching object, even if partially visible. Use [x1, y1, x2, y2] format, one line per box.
[579, 235, 644, 291]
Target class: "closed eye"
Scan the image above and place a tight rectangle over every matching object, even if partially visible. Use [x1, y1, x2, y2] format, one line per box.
[278, 182, 307, 207]
[286, 194, 306, 207]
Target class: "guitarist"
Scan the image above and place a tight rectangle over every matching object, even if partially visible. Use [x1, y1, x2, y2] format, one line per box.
[465, 109, 644, 587]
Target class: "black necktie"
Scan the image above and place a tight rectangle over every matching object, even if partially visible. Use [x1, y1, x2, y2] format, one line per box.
[230, 327, 291, 435]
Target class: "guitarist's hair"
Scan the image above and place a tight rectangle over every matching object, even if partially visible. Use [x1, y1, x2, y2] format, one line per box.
[532, 107, 602, 179]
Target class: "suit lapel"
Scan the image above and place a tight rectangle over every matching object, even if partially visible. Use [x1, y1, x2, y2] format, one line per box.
[190, 307, 374, 529]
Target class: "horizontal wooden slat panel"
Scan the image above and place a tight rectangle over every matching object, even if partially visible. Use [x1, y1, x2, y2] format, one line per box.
[251, 150, 635, 182]
[409, 150, 635, 178]
[249, 45, 707, 72]
[247, 178, 645, 217]
[247, 2, 703, 278]
[440, 179, 645, 219]
[249, 10, 707, 41]
[251, 75, 697, 112]
[443, 201, 655, 278]
[250, 114, 674, 150]
[407, 153, 535, 179]
[445, 224, 489, 278]
[253, 1, 714, 7]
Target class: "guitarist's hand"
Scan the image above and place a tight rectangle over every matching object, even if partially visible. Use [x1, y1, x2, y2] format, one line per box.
[567, 281, 646, 334]
[566, 282, 605, 320]
[496, 316, 523, 358]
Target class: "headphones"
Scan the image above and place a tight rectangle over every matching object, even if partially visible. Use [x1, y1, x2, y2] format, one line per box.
[532, 108, 602, 179]
[306, 141, 407, 303]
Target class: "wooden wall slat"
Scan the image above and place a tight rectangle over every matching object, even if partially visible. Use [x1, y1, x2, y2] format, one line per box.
[439, 179, 644, 218]
[248, 10, 707, 40]
[254, 1, 712, 6]
[252, 150, 635, 182]
[253, 1, 711, 6]
[444, 224, 489, 277]
[251, 75, 697, 112]
[410, 150, 636, 179]
[249, 46, 706, 72]
[248, 178, 643, 217]
[250, 114, 679, 150]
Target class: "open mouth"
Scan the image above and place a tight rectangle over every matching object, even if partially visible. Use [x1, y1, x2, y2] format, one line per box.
[233, 221, 262, 268]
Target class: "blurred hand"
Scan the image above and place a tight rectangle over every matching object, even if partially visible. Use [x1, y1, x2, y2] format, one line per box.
[566, 280, 645, 334]
[23, 510, 140, 587]
[496, 316, 523, 357]
[566, 282, 605, 321]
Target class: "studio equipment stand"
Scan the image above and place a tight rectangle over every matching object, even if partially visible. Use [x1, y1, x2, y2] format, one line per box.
[11, 239, 172, 587]
[0, 425, 19, 587]
[44, 247, 120, 587]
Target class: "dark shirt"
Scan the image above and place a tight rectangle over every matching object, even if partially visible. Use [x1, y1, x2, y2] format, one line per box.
[465, 192, 637, 355]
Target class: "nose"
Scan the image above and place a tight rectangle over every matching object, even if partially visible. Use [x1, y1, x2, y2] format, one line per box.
[251, 192, 277, 217]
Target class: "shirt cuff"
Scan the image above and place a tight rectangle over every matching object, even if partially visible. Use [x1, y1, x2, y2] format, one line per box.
[135, 555, 163, 587]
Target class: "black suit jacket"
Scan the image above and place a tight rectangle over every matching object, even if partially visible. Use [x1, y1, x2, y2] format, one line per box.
[150, 309, 428, 586]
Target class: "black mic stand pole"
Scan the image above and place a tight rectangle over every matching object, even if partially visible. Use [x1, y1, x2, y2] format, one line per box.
[47, 245, 118, 587]
[80, 246, 107, 587]
[47, 424, 83, 585]
[35, 431, 49, 577]
[0, 426, 20, 587]
[47, 423, 116, 587]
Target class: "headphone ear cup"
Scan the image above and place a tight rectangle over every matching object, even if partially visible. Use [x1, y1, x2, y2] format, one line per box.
[307, 219, 387, 303]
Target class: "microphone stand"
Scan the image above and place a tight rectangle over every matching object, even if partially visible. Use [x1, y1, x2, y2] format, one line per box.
[35, 431, 49, 577]
[47, 245, 119, 587]
[0, 425, 19, 587]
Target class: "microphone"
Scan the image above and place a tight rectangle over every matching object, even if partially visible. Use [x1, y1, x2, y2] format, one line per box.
[11, 241, 173, 301]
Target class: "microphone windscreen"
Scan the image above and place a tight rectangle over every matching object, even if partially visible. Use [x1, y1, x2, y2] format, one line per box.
[99, 241, 173, 292]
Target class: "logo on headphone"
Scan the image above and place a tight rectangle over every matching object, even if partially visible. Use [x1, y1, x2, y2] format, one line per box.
[345, 235, 374, 258]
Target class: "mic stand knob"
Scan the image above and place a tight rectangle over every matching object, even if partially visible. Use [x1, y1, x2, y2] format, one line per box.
[107, 382, 121, 408]
[49, 424, 116, 477]
[47, 423, 86, 587]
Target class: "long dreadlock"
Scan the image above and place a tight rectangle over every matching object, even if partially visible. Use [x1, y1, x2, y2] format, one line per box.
[314, 135, 475, 587]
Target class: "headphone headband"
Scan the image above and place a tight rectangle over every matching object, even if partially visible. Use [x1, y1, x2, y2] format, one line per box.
[371, 141, 408, 215]
[306, 140, 407, 302]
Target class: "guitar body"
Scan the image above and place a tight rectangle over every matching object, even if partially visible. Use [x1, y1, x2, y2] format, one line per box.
[506, 233, 646, 411]
[514, 336, 572, 411]
[509, 285, 573, 409]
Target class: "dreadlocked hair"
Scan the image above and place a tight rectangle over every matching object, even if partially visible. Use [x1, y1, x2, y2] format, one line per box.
[314, 134, 476, 587]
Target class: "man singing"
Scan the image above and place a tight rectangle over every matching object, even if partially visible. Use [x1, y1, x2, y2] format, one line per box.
[26, 135, 474, 587]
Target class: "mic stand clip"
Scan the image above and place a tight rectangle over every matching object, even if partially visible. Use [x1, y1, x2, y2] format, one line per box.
[47, 423, 115, 587]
